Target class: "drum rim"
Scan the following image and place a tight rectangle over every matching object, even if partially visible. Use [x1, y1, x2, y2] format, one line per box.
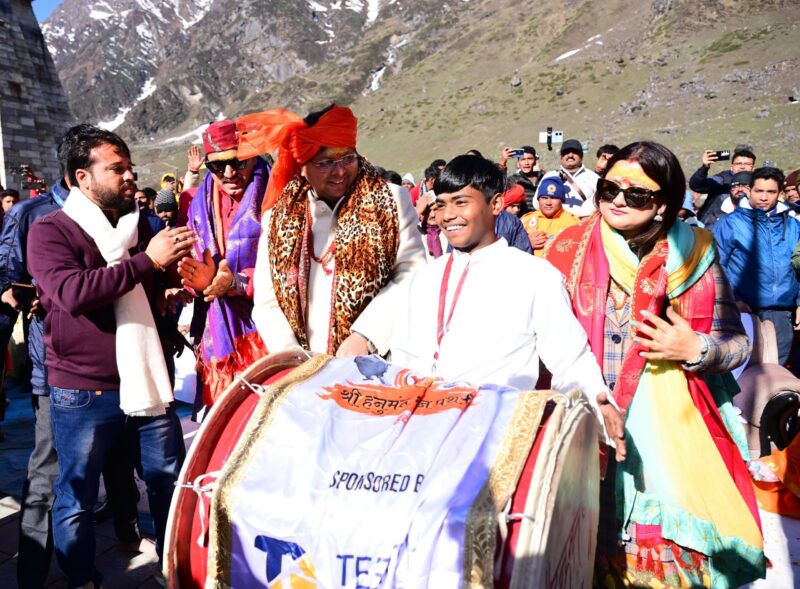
[163, 350, 309, 587]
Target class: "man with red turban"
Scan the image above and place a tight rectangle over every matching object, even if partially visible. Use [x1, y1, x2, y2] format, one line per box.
[177, 119, 269, 414]
[245, 104, 426, 356]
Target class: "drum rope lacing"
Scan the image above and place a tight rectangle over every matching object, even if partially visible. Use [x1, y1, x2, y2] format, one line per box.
[175, 471, 222, 547]
[234, 351, 313, 398]
[495, 499, 537, 579]
[236, 375, 267, 397]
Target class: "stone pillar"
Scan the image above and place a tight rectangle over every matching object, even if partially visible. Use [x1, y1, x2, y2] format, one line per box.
[0, 0, 73, 194]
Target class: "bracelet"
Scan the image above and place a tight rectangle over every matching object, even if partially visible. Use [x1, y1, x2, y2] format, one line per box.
[145, 252, 165, 272]
[188, 169, 200, 174]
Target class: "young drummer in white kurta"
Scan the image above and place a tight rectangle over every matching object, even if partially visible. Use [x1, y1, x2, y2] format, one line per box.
[352, 155, 626, 452]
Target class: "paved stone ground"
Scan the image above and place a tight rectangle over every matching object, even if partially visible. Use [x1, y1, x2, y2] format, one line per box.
[0, 379, 199, 588]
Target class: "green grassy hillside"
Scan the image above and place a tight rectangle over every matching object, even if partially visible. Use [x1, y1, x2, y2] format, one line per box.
[129, 0, 800, 186]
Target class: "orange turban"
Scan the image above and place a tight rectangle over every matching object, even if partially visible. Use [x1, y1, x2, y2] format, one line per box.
[502, 184, 526, 207]
[235, 104, 358, 211]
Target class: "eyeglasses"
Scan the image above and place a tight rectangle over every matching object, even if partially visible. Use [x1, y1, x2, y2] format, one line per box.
[205, 158, 250, 175]
[596, 178, 659, 209]
[308, 153, 359, 171]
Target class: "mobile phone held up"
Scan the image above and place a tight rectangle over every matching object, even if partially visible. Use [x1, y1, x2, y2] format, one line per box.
[508, 149, 525, 158]
[713, 150, 731, 161]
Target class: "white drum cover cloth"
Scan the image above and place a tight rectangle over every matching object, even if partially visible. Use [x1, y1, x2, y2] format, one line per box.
[205, 355, 547, 588]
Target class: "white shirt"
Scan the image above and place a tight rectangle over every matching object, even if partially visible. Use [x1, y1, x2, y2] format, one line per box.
[253, 182, 426, 354]
[539, 166, 600, 217]
[366, 238, 612, 441]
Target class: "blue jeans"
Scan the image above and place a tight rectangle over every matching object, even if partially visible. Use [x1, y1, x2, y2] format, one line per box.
[50, 387, 184, 588]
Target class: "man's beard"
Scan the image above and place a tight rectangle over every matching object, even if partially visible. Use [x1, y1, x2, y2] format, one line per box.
[92, 181, 136, 215]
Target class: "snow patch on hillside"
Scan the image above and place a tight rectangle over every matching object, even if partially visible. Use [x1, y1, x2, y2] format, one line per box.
[554, 33, 604, 62]
[97, 77, 157, 131]
[365, 36, 408, 93]
[366, 0, 380, 23]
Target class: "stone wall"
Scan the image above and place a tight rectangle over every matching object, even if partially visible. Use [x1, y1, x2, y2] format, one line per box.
[0, 0, 72, 193]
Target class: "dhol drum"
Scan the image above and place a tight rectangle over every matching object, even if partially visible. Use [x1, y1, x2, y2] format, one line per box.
[164, 354, 599, 589]
[164, 351, 308, 589]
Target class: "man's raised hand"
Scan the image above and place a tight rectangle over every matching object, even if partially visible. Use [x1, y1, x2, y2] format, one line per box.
[145, 227, 196, 268]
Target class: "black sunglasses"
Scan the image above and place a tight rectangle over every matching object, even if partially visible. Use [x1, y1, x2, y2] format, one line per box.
[205, 158, 249, 175]
[596, 178, 659, 209]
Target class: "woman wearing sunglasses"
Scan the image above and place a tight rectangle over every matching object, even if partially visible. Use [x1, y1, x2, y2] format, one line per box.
[546, 141, 765, 587]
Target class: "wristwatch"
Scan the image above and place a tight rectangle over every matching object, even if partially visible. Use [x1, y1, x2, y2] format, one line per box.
[684, 333, 710, 367]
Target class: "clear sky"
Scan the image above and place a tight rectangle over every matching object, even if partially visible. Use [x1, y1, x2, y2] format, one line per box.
[33, 0, 62, 22]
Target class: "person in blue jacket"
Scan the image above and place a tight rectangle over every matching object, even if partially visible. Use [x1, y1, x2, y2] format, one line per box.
[495, 209, 533, 254]
[713, 166, 800, 365]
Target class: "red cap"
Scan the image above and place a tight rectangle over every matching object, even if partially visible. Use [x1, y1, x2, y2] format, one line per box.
[202, 120, 238, 155]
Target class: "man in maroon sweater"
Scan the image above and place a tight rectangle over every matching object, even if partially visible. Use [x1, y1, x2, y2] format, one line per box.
[27, 127, 196, 589]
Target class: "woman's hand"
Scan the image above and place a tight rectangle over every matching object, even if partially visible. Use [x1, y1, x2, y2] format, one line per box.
[633, 307, 704, 363]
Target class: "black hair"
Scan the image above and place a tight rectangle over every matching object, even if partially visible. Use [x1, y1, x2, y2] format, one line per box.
[596, 144, 620, 158]
[750, 166, 785, 189]
[465, 149, 483, 158]
[733, 147, 756, 163]
[303, 104, 336, 127]
[0, 189, 20, 198]
[423, 165, 440, 182]
[142, 187, 158, 200]
[382, 170, 402, 185]
[597, 141, 686, 258]
[65, 127, 131, 187]
[434, 155, 504, 201]
[430, 159, 447, 169]
[522, 145, 537, 157]
[57, 124, 101, 176]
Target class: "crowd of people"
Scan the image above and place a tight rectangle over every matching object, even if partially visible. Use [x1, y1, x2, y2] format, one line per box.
[0, 104, 799, 589]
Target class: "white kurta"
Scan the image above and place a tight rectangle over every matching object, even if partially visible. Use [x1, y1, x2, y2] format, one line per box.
[538, 166, 600, 217]
[363, 238, 613, 441]
[252, 182, 426, 354]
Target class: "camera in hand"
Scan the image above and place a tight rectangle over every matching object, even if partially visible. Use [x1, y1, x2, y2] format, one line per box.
[508, 149, 524, 158]
[713, 150, 731, 161]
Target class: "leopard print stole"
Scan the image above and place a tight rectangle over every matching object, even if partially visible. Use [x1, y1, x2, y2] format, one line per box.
[268, 161, 400, 353]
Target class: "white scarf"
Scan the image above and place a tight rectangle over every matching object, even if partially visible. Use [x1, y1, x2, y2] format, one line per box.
[62, 187, 173, 416]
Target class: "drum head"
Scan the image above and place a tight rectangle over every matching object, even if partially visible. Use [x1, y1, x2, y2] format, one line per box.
[499, 390, 600, 589]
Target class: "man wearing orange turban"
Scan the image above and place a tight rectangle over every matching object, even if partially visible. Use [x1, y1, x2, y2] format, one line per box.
[247, 104, 426, 356]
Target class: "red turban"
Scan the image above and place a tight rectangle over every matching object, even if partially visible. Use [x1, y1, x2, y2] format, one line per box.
[502, 184, 526, 208]
[202, 120, 238, 155]
[235, 105, 358, 211]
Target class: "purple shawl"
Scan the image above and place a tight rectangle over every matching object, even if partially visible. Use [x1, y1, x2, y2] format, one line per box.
[187, 157, 269, 363]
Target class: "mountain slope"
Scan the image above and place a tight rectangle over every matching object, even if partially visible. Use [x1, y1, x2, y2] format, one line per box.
[44, 0, 800, 182]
